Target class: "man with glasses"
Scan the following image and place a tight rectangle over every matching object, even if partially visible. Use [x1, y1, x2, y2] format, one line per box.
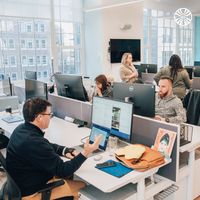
[6, 98, 101, 200]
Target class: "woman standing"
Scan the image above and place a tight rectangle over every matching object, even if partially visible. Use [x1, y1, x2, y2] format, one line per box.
[120, 53, 138, 83]
[154, 54, 192, 99]
[94, 74, 113, 98]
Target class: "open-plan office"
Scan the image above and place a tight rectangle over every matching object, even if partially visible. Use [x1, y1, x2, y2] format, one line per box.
[1, 0, 200, 200]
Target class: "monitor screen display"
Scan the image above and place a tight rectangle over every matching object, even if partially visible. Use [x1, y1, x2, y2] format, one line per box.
[110, 39, 141, 63]
[25, 79, 48, 100]
[54, 74, 89, 102]
[24, 71, 37, 80]
[92, 97, 133, 141]
[113, 82, 155, 117]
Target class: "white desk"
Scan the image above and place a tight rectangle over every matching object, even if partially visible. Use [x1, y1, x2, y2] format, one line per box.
[0, 114, 90, 148]
[75, 151, 170, 200]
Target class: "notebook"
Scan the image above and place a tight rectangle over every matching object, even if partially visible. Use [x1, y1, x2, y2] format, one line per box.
[95, 160, 133, 178]
[2, 115, 24, 123]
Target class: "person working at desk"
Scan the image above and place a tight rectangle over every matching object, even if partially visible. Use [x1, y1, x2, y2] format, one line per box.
[94, 74, 113, 98]
[120, 52, 138, 83]
[155, 76, 186, 124]
[6, 98, 101, 200]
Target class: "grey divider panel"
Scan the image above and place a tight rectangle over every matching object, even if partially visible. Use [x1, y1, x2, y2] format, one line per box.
[81, 101, 92, 127]
[48, 93, 82, 119]
[0, 96, 19, 111]
[48, 93, 92, 126]
[13, 85, 25, 103]
[131, 115, 179, 182]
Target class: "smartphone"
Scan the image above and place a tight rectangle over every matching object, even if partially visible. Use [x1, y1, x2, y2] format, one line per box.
[95, 160, 116, 169]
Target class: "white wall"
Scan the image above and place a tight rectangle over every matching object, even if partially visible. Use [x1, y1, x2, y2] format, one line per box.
[84, 1, 143, 81]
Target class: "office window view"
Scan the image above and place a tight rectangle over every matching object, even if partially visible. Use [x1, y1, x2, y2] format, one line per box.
[0, 0, 83, 81]
[143, 9, 194, 68]
[0, 18, 51, 81]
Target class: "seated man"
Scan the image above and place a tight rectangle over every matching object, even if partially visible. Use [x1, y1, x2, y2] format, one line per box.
[155, 76, 186, 124]
[6, 98, 101, 200]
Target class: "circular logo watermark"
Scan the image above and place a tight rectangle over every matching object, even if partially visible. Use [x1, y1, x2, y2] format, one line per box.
[174, 8, 192, 26]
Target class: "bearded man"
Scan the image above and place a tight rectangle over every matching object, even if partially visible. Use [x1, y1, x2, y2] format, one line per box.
[154, 76, 186, 124]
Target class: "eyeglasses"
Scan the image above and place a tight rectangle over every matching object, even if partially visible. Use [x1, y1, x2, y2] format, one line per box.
[41, 113, 53, 118]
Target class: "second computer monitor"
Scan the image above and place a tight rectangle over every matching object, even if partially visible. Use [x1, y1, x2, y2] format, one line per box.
[113, 82, 155, 117]
[25, 70, 37, 80]
[25, 79, 48, 100]
[92, 97, 134, 141]
[54, 74, 89, 102]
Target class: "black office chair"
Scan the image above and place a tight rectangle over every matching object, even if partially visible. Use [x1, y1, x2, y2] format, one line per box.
[193, 67, 200, 77]
[0, 151, 66, 200]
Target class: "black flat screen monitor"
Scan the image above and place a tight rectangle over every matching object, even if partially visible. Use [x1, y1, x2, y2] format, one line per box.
[113, 82, 155, 117]
[25, 71, 37, 80]
[184, 66, 193, 79]
[25, 79, 48, 100]
[92, 97, 134, 142]
[110, 39, 141, 63]
[194, 61, 200, 66]
[54, 74, 89, 102]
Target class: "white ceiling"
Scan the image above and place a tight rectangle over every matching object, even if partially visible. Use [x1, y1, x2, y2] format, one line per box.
[84, 0, 200, 14]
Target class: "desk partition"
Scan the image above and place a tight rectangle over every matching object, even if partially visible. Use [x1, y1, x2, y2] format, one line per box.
[131, 115, 179, 182]
[48, 93, 92, 126]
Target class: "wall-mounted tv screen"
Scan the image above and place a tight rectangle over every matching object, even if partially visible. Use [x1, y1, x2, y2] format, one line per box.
[110, 39, 141, 63]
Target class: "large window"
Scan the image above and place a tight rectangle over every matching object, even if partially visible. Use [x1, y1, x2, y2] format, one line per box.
[143, 9, 194, 69]
[0, 0, 83, 81]
[54, 0, 83, 74]
[0, 17, 51, 80]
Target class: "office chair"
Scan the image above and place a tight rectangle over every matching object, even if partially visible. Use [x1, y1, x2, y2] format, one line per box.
[0, 151, 65, 200]
[193, 67, 200, 77]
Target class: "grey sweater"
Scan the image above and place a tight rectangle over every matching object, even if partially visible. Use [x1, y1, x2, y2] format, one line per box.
[155, 94, 186, 124]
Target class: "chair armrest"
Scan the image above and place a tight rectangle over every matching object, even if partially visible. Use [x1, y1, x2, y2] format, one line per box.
[37, 180, 65, 193]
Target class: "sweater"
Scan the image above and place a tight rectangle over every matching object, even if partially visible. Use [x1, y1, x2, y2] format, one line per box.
[155, 94, 186, 124]
[6, 122, 86, 196]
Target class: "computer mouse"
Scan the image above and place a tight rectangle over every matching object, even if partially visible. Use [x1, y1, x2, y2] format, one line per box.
[93, 154, 103, 161]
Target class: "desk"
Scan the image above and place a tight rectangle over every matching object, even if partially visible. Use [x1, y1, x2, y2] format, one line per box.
[75, 151, 171, 200]
[0, 115, 90, 148]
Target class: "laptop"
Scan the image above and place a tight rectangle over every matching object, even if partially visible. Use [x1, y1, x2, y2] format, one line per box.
[2, 115, 24, 123]
[191, 77, 200, 90]
[89, 125, 110, 151]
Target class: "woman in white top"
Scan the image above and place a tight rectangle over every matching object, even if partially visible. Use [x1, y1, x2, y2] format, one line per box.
[120, 53, 138, 83]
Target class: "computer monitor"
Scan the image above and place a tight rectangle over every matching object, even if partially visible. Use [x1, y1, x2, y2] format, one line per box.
[92, 97, 134, 141]
[2, 76, 12, 96]
[25, 70, 37, 80]
[146, 64, 157, 73]
[194, 61, 200, 66]
[184, 66, 193, 79]
[54, 74, 89, 102]
[113, 82, 155, 117]
[25, 79, 48, 100]
[194, 67, 200, 77]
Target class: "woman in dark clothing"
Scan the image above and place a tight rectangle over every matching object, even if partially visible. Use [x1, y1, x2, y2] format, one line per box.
[94, 74, 113, 98]
[154, 54, 192, 99]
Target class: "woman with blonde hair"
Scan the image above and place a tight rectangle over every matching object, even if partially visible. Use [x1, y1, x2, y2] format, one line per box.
[120, 52, 138, 83]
